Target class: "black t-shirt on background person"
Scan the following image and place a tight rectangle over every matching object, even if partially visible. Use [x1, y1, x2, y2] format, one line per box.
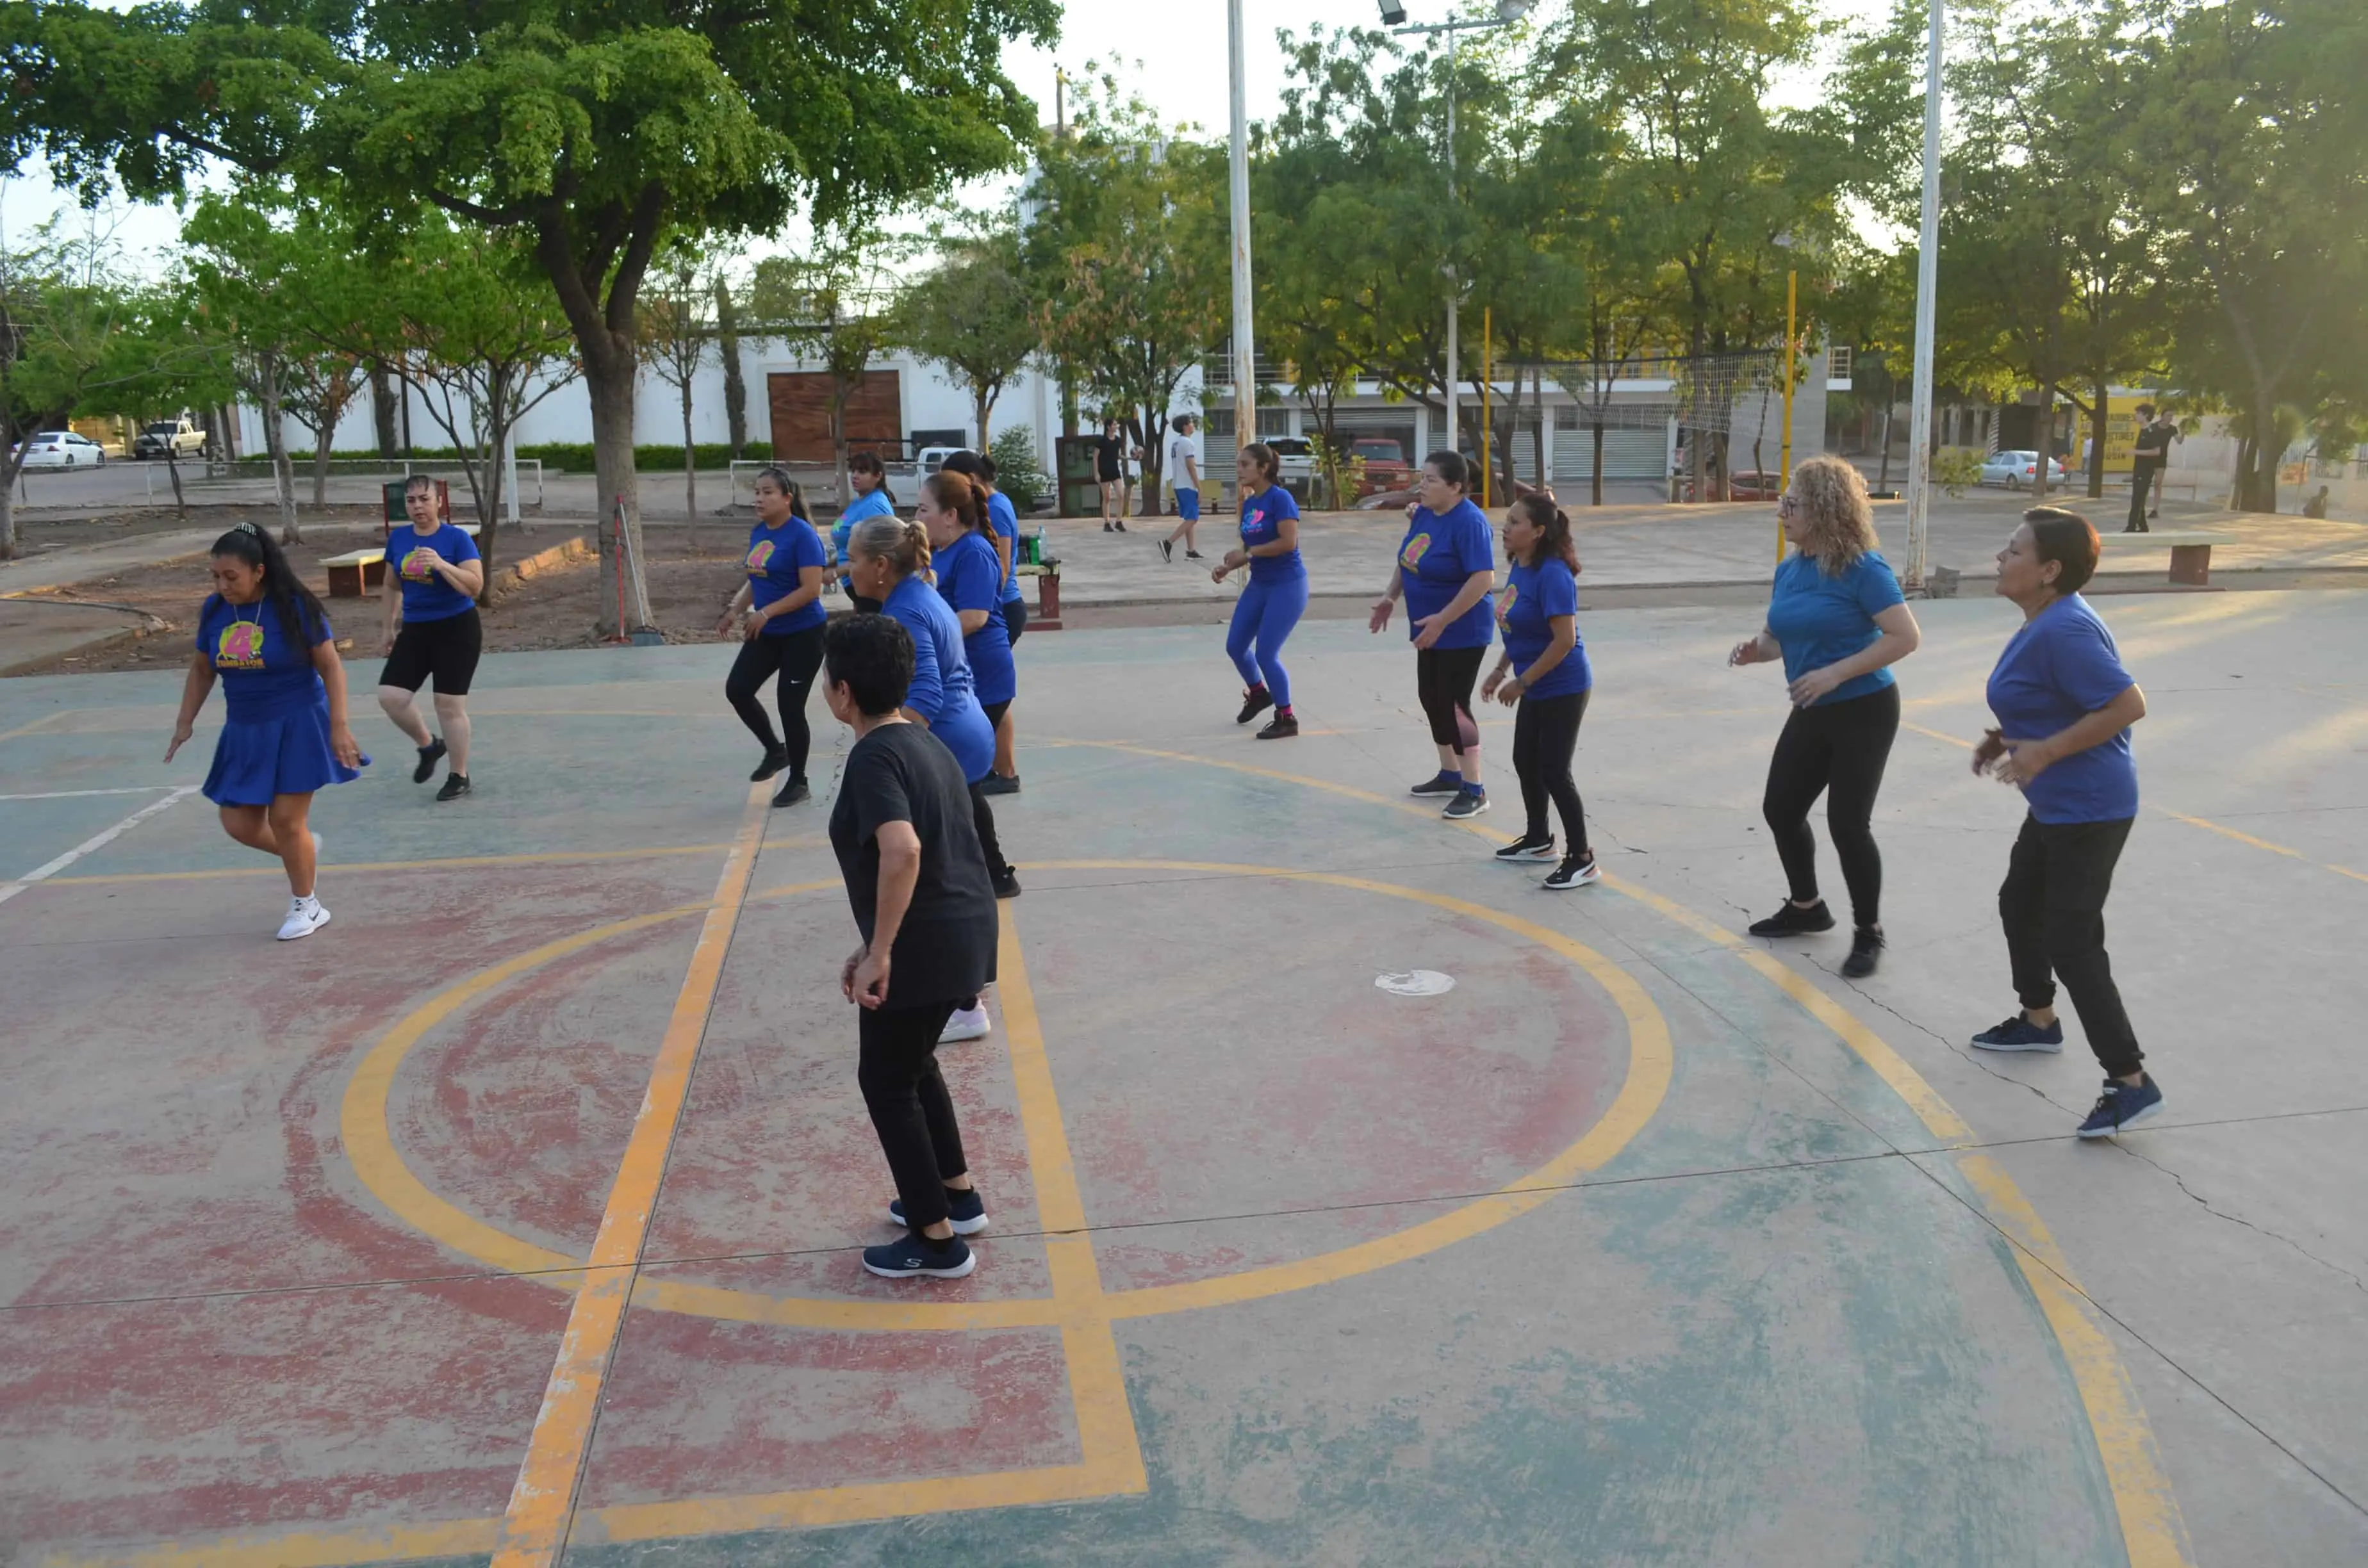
[2133, 420, 2176, 475]
[830, 721, 999, 1006]
[1094, 436, 1124, 482]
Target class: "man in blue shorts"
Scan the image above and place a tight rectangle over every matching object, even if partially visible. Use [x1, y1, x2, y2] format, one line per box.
[1160, 413, 1204, 562]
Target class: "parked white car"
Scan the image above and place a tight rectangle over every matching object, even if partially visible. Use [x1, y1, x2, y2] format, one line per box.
[1979, 449, 2064, 489]
[13, 430, 107, 468]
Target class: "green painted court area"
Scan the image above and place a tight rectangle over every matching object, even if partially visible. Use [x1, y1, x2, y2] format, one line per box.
[3, 592, 2364, 1566]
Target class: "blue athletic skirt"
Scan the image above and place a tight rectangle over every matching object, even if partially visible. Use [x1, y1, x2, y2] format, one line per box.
[202, 696, 365, 807]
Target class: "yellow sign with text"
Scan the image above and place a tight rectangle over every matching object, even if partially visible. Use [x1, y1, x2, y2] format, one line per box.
[2098, 396, 2146, 475]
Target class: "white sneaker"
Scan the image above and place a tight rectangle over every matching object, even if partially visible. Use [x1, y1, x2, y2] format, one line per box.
[277, 897, 331, 941]
[939, 1005, 992, 1044]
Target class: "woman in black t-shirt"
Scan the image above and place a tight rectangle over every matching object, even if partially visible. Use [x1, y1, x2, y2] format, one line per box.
[1096, 417, 1128, 532]
[824, 614, 1001, 1280]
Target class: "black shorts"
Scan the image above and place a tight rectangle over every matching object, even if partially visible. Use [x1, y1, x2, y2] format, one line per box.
[1000, 596, 1027, 646]
[381, 608, 482, 696]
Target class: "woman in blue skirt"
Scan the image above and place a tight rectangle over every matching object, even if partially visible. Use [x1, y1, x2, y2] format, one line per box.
[165, 522, 366, 940]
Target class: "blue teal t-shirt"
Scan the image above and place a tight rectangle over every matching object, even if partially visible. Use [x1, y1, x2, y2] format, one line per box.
[1239, 486, 1305, 584]
[884, 573, 996, 783]
[987, 491, 1024, 603]
[1398, 499, 1495, 648]
[383, 523, 479, 622]
[1499, 557, 1590, 699]
[834, 488, 895, 573]
[197, 594, 329, 721]
[1766, 550, 1905, 705]
[1986, 594, 2139, 824]
[744, 516, 828, 635]
[934, 530, 1015, 706]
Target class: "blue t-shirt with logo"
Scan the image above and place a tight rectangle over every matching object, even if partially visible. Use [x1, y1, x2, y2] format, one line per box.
[1499, 557, 1590, 699]
[197, 594, 330, 720]
[934, 530, 1016, 705]
[1986, 593, 2139, 824]
[383, 523, 479, 622]
[883, 573, 997, 783]
[744, 516, 828, 635]
[1239, 486, 1305, 584]
[1397, 499, 1495, 648]
[834, 487, 895, 575]
[1765, 550, 1905, 705]
[987, 491, 1024, 603]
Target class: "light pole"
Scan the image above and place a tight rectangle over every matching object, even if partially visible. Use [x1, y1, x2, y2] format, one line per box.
[1393, 1, 1531, 462]
[1226, 0, 1256, 478]
[1904, 0, 1944, 589]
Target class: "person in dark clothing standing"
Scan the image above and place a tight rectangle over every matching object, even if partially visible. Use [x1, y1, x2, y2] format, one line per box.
[2126, 404, 2174, 532]
[1096, 417, 1128, 531]
[824, 614, 1001, 1280]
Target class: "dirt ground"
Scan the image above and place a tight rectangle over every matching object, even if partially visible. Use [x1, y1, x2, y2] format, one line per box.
[8, 514, 764, 676]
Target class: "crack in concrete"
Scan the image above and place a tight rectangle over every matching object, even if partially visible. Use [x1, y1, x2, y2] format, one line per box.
[2115, 1143, 2368, 1298]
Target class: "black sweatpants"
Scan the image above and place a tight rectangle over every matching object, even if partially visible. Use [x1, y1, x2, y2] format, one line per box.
[1762, 683, 1899, 929]
[2126, 468, 2155, 531]
[1513, 689, 1590, 853]
[2000, 814, 2144, 1078]
[725, 623, 825, 779]
[857, 998, 968, 1232]
[1415, 644, 1486, 755]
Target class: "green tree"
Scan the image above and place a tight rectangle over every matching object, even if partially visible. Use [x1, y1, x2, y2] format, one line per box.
[639, 245, 712, 539]
[0, 0, 1057, 623]
[901, 223, 1039, 448]
[752, 229, 907, 498]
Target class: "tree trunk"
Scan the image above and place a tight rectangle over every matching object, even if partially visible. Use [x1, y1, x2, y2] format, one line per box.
[587, 355, 645, 635]
[259, 354, 302, 545]
[2030, 385, 2053, 501]
[975, 386, 992, 450]
[2087, 382, 2107, 499]
[163, 449, 187, 516]
[312, 425, 333, 509]
[2242, 396, 2279, 512]
[1591, 423, 1605, 506]
[372, 366, 401, 457]
[681, 382, 698, 546]
[716, 279, 748, 459]
[0, 457, 17, 560]
[1877, 399, 1895, 492]
[1529, 369, 1546, 498]
[830, 391, 850, 507]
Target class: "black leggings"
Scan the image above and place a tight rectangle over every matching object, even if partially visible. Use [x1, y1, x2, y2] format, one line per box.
[1415, 645, 1486, 755]
[969, 698, 1014, 881]
[725, 624, 825, 778]
[857, 998, 968, 1232]
[1001, 597, 1027, 646]
[2001, 814, 2143, 1077]
[1513, 689, 1590, 853]
[1762, 683, 1899, 929]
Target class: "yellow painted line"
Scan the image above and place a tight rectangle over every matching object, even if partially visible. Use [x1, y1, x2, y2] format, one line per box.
[0, 708, 72, 743]
[577, 1462, 1127, 1545]
[995, 904, 1148, 1490]
[51, 844, 741, 886]
[1901, 719, 1974, 751]
[36, 1519, 501, 1568]
[489, 781, 775, 1568]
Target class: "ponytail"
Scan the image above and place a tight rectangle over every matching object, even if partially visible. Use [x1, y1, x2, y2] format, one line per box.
[923, 469, 994, 538]
[850, 450, 896, 505]
[210, 521, 329, 651]
[850, 512, 933, 579]
[1510, 492, 1580, 576]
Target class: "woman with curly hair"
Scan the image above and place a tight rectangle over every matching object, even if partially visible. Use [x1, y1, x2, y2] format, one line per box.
[1727, 455, 1922, 977]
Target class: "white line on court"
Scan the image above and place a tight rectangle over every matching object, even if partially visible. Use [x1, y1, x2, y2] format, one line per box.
[0, 785, 199, 906]
[0, 785, 177, 801]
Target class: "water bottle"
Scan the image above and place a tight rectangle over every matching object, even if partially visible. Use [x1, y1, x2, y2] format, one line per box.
[1032, 525, 1046, 566]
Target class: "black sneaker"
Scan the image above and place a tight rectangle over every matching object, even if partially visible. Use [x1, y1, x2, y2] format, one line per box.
[1542, 853, 1601, 890]
[1255, 711, 1299, 739]
[411, 737, 447, 784]
[862, 1232, 976, 1279]
[1114, 519, 1126, 532]
[1748, 899, 1834, 936]
[436, 772, 471, 802]
[1969, 1014, 2065, 1053]
[771, 776, 810, 808]
[978, 772, 1020, 796]
[1842, 925, 1884, 978]
[750, 743, 789, 782]
[1495, 834, 1556, 862]
[992, 867, 1023, 899]
[1441, 788, 1489, 821]
[1185, 550, 1204, 559]
[888, 1188, 989, 1236]
[1235, 686, 1274, 725]
[1102, 521, 1115, 532]
[1159, 539, 1174, 562]
[1409, 770, 1463, 797]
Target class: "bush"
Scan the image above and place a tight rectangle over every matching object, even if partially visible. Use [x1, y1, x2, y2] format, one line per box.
[988, 427, 1050, 512]
[235, 442, 775, 472]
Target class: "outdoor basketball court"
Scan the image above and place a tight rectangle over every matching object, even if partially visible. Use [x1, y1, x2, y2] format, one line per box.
[4, 590, 2363, 1565]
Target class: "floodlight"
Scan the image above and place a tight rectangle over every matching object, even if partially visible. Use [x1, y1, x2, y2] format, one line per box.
[1378, 2, 1408, 24]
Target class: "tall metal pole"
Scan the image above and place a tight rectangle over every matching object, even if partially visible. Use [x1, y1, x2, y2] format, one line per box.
[1905, 0, 1944, 589]
[1227, 0, 1256, 486]
[1443, 31, 1459, 459]
[1779, 268, 1795, 564]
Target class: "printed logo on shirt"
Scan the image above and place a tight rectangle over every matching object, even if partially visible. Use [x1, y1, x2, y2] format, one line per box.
[1242, 509, 1266, 539]
[746, 539, 775, 574]
[215, 620, 267, 668]
[1400, 533, 1433, 569]
[399, 546, 438, 581]
[1496, 582, 1517, 625]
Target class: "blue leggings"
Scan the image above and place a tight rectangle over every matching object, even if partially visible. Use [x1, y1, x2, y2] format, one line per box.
[1226, 575, 1308, 708]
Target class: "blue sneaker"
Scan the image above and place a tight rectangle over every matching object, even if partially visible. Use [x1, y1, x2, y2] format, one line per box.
[1410, 770, 1463, 797]
[862, 1232, 976, 1279]
[888, 1187, 989, 1235]
[2076, 1076, 2164, 1139]
[1441, 787, 1490, 821]
[1970, 1015, 2064, 1053]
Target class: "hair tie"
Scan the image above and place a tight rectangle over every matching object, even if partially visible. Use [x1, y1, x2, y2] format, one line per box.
[234, 520, 261, 537]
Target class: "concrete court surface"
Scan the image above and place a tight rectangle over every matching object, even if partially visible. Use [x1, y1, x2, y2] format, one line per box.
[1, 588, 2363, 1567]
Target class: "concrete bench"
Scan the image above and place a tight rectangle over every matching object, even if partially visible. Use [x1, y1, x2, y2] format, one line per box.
[2100, 529, 2239, 587]
[324, 525, 483, 598]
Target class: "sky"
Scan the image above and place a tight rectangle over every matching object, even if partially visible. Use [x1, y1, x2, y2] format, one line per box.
[0, 0, 1907, 277]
